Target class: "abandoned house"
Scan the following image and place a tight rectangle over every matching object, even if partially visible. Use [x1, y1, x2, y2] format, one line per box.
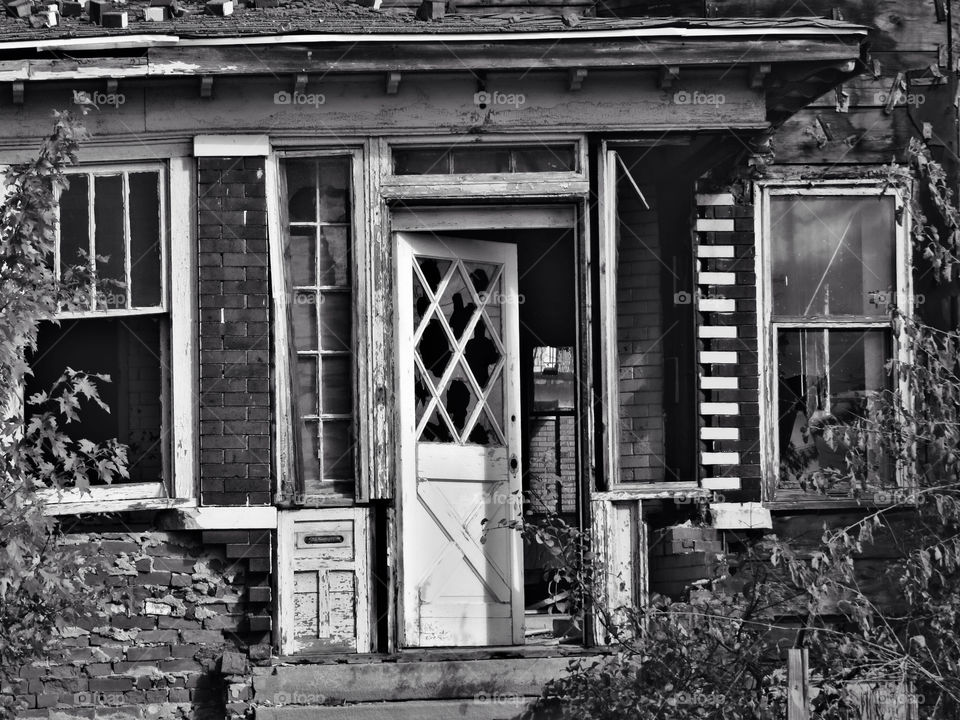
[1, 0, 958, 716]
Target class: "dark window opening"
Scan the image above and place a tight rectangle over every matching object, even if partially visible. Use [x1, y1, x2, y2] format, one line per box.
[393, 145, 578, 175]
[26, 316, 166, 486]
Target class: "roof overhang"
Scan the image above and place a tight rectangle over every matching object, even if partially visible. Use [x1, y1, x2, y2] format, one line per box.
[0, 19, 867, 125]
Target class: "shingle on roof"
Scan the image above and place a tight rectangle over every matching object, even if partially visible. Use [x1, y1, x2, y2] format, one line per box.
[0, 1, 866, 44]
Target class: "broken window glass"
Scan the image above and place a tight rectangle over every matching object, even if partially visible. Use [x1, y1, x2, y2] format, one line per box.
[770, 196, 895, 317]
[769, 192, 898, 496]
[284, 156, 355, 497]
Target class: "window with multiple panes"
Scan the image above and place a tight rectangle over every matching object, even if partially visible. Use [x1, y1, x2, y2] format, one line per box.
[762, 187, 907, 498]
[26, 165, 168, 490]
[282, 157, 355, 499]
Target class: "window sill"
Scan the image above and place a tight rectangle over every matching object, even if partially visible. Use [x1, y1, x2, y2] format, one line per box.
[593, 482, 706, 502]
[41, 489, 194, 516]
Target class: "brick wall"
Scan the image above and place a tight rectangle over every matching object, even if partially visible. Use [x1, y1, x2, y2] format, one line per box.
[617, 180, 665, 482]
[694, 190, 761, 503]
[527, 415, 577, 514]
[197, 157, 272, 506]
[4, 529, 272, 720]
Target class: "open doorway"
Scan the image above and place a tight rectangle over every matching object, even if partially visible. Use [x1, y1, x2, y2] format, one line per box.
[393, 206, 584, 647]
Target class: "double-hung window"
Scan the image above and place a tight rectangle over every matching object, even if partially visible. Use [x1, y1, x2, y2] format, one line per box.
[27, 164, 172, 504]
[760, 185, 910, 500]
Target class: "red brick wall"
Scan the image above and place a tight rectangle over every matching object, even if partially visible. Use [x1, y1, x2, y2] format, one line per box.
[617, 180, 666, 482]
[4, 529, 272, 720]
[197, 157, 272, 506]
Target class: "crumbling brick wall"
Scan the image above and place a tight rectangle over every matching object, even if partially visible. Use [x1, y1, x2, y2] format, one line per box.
[3, 527, 271, 720]
[527, 415, 577, 514]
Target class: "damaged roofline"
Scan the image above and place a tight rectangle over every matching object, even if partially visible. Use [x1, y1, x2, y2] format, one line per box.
[0, 24, 867, 53]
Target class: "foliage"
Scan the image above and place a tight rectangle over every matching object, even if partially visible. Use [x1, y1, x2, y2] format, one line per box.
[0, 112, 127, 719]
[513, 142, 960, 719]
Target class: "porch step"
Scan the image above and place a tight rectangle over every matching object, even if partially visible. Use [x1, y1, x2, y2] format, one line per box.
[255, 698, 533, 720]
[253, 655, 585, 704]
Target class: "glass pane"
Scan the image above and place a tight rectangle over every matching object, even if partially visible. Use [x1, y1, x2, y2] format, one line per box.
[514, 146, 576, 172]
[300, 420, 320, 486]
[129, 172, 162, 307]
[286, 160, 316, 223]
[288, 227, 316, 287]
[296, 356, 318, 415]
[321, 356, 351, 415]
[319, 292, 351, 352]
[292, 292, 318, 350]
[777, 328, 891, 490]
[59, 174, 90, 310]
[770, 196, 895, 317]
[321, 420, 353, 479]
[317, 158, 351, 223]
[451, 148, 511, 174]
[318, 226, 350, 287]
[393, 148, 449, 175]
[94, 175, 126, 308]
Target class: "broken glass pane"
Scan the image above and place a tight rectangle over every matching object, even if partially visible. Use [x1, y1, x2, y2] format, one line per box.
[416, 257, 451, 296]
[318, 225, 350, 287]
[770, 196, 895, 317]
[94, 174, 126, 308]
[777, 328, 890, 491]
[286, 160, 316, 222]
[317, 158, 351, 224]
[129, 171, 162, 307]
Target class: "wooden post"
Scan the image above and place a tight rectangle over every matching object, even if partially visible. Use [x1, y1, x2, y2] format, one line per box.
[787, 648, 810, 720]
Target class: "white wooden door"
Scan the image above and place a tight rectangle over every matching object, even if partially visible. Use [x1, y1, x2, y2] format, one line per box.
[397, 233, 524, 647]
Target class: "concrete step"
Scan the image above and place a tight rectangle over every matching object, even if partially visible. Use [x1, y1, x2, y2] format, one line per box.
[256, 698, 534, 720]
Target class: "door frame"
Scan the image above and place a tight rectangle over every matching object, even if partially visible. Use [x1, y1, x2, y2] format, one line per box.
[389, 202, 590, 649]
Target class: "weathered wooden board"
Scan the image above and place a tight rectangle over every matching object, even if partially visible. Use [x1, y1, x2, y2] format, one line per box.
[255, 699, 535, 720]
[709, 0, 944, 52]
[0, 72, 766, 148]
[772, 106, 913, 164]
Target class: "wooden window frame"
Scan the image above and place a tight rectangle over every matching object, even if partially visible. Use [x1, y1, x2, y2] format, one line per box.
[756, 181, 913, 508]
[595, 142, 701, 496]
[36, 158, 198, 514]
[268, 147, 367, 507]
